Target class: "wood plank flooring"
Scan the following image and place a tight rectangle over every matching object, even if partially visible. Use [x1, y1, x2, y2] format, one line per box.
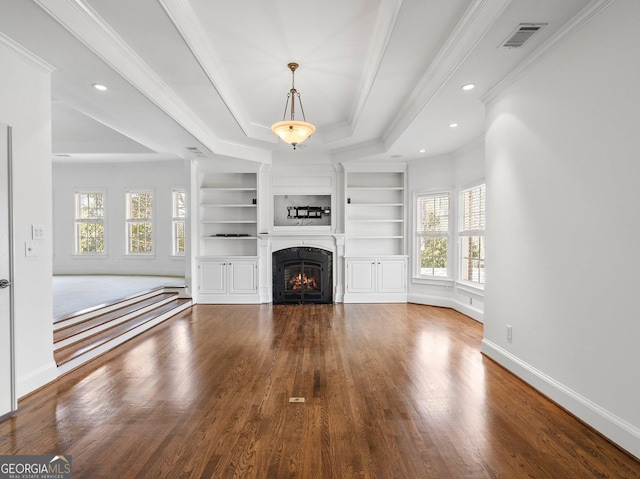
[1, 304, 638, 478]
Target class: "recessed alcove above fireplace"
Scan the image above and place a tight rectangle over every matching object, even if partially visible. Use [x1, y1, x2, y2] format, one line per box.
[272, 247, 333, 304]
[273, 194, 331, 228]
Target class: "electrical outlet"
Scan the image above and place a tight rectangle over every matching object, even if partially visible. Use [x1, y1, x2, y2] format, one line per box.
[506, 325, 513, 344]
[469, 297, 473, 305]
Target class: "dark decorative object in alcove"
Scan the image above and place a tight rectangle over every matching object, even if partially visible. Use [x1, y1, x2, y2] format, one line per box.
[272, 247, 332, 304]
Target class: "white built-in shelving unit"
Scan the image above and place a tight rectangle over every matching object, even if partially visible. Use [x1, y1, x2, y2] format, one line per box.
[345, 170, 405, 256]
[199, 172, 258, 257]
[344, 166, 408, 303]
[196, 171, 260, 304]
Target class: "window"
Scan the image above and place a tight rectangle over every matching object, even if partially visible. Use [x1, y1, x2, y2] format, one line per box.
[172, 190, 186, 255]
[459, 183, 485, 285]
[416, 193, 449, 277]
[75, 192, 105, 254]
[126, 191, 153, 254]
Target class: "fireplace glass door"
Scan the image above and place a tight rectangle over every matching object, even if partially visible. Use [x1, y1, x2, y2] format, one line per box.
[283, 261, 322, 302]
[272, 247, 332, 304]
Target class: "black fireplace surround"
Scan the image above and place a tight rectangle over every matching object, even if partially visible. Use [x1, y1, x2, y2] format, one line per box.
[272, 247, 332, 304]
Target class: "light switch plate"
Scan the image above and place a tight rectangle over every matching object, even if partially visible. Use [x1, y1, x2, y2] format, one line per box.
[32, 224, 45, 240]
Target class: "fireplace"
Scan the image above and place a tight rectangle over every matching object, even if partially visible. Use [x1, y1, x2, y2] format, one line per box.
[272, 247, 332, 304]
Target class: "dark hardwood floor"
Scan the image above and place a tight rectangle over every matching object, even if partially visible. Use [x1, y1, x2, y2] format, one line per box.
[1, 304, 638, 478]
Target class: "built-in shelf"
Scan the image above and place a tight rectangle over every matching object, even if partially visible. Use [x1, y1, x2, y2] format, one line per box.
[199, 172, 258, 256]
[201, 187, 257, 191]
[201, 204, 257, 207]
[350, 235, 404, 239]
[349, 219, 404, 223]
[345, 170, 406, 256]
[347, 203, 404, 207]
[347, 186, 404, 190]
[203, 236, 258, 240]
[202, 220, 257, 224]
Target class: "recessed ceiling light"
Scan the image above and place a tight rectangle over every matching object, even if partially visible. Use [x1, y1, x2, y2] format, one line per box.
[419, 149, 426, 153]
[449, 123, 458, 128]
[92, 83, 107, 91]
[461, 83, 475, 91]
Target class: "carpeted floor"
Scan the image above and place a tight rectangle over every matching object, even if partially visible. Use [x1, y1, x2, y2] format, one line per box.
[53, 275, 184, 321]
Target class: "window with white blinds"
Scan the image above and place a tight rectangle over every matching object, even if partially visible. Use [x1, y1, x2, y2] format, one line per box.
[460, 183, 485, 233]
[459, 184, 485, 284]
[416, 193, 449, 278]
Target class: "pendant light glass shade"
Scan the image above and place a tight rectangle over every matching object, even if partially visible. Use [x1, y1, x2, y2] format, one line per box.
[271, 120, 316, 147]
[271, 63, 315, 149]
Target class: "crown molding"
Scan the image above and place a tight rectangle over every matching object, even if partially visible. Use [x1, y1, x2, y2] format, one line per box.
[331, 138, 386, 164]
[0, 31, 56, 73]
[453, 133, 485, 156]
[344, 0, 404, 140]
[481, 0, 615, 104]
[383, 0, 512, 149]
[160, 0, 402, 146]
[33, 0, 271, 163]
[157, 0, 275, 144]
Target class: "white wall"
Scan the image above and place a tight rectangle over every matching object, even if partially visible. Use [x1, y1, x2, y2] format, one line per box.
[407, 139, 485, 322]
[53, 161, 186, 276]
[0, 42, 58, 397]
[483, 0, 640, 457]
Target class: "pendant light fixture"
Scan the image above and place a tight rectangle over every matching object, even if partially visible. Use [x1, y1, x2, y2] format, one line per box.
[271, 62, 315, 149]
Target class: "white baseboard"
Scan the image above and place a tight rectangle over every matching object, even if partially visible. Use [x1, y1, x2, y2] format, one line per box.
[18, 361, 58, 399]
[407, 293, 451, 308]
[482, 339, 640, 460]
[195, 293, 261, 304]
[451, 300, 484, 323]
[408, 293, 484, 323]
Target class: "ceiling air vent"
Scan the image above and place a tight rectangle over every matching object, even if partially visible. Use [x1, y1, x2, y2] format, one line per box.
[500, 23, 547, 48]
[186, 146, 205, 157]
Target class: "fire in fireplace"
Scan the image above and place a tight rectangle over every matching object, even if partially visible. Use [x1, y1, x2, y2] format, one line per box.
[273, 247, 332, 304]
[287, 270, 318, 292]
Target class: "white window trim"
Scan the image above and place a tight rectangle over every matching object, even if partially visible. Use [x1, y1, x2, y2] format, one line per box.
[172, 188, 186, 257]
[413, 189, 454, 280]
[74, 189, 107, 256]
[125, 188, 155, 256]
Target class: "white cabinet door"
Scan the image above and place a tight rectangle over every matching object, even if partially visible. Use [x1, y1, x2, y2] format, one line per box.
[199, 260, 227, 294]
[377, 258, 406, 293]
[228, 260, 257, 294]
[346, 259, 376, 294]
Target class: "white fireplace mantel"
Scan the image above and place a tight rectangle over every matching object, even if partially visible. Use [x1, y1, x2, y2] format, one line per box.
[258, 232, 345, 303]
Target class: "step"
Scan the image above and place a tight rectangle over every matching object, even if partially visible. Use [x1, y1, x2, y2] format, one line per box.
[54, 287, 171, 329]
[55, 298, 192, 370]
[54, 292, 178, 345]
